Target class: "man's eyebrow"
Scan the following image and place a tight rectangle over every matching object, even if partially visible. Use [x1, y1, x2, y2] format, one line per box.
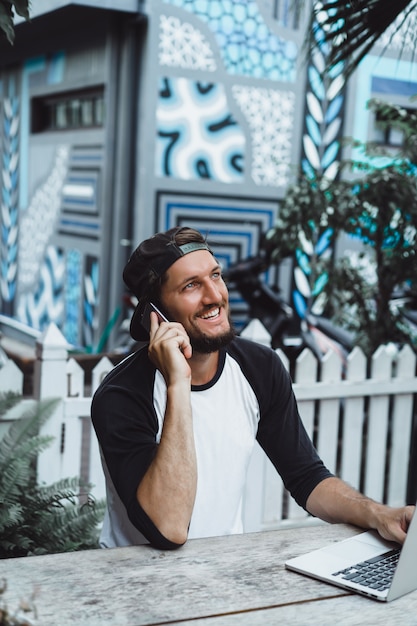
[178, 263, 222, 287]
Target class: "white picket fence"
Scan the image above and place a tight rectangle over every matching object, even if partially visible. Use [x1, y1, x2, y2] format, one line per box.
[1, 320, 416, 533]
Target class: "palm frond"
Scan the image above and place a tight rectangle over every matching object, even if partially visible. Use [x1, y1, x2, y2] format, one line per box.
[0, 391, 22, 415]
[0, 395, 105, 557]
[308, 0, 417, 79]
[0, 397, 58, 458]
[0, 397, 58, 503]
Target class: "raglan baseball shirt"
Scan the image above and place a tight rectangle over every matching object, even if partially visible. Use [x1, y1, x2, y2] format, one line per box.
[91, 336, 332, 549]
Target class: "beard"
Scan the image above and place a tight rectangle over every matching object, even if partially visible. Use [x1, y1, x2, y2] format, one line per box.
[188, 323, 236, 354]
[186, 307, 236, 354]
[162, 300, 236, 354]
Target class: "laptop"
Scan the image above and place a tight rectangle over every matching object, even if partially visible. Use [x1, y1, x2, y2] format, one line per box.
[285, 504, 417, 602]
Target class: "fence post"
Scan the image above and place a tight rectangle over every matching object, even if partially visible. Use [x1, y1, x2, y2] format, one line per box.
[388, 344, 415, 506]
[33, 323, 70, 486]
[240, 319, 272, 347]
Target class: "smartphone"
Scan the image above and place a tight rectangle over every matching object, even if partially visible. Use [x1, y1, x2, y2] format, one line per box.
[140, 301, 170, 334]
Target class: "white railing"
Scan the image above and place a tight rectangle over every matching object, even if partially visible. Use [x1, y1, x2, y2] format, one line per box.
[1, 320, 416, 533]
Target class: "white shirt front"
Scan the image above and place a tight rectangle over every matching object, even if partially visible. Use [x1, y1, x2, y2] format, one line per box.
[153, 354, 260, 539]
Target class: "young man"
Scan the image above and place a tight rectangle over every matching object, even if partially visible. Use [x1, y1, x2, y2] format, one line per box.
[91, 226, 414, 550]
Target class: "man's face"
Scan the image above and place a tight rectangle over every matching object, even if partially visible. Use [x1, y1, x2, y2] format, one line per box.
[160, 250, 235, 353]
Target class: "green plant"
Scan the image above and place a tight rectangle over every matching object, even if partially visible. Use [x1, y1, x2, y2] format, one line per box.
[325, 160, 417, 354]
[0, 0, 30, 44]
[0, 392, 105, 558]
[264, 173, 352, 305]
[265, 99, 417, 356]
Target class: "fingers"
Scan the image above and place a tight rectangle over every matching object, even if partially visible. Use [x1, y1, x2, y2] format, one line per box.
[378, 505, 416, 545]
[403, 505, 416, 530]
[149, 311, 161, 337]
[148, 312, 192, 377]
[151, 313, 191, 354]
[396, 505, 416, 544]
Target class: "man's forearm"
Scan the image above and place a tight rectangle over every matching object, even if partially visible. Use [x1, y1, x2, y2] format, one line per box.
[136, 381, 197, 545]
[306, 477, 380, 527]
[306, 476, 415, 544]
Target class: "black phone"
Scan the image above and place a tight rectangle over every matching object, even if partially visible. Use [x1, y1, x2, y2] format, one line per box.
[140, 301, 170, 333]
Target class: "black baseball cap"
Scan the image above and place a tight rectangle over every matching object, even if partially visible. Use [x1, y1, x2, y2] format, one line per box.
[123, 226, 212, 341]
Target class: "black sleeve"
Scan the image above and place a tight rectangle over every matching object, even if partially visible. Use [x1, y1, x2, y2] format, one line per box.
[256, 358, 333, 509]
[128, 499, 185, 550]
[91, 349, 184, 549]
[228, 339, 333, 509]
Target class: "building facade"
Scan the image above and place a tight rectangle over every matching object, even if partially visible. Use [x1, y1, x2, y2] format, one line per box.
[0, 0, 415, 350]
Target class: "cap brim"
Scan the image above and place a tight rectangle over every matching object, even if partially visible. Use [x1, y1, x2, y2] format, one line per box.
[129, 302, 149, 342]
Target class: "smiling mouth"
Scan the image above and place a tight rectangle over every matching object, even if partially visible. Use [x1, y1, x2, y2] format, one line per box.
[199, 307, 220, 320]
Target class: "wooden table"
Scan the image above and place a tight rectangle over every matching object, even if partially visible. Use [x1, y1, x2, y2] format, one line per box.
[1, 523, 416, 625]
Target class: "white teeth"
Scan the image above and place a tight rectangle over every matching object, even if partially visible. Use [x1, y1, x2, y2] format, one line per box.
[201, 308, 219, 319]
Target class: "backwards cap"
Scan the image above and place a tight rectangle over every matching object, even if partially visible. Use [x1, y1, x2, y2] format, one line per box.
[123, 226, 212, 340]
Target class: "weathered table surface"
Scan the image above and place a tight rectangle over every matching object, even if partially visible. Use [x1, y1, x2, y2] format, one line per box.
[1, 523, 416, 625]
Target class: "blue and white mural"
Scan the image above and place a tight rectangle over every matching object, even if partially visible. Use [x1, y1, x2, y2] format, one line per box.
[290, 13, 347, 320]
[163, 0, 298, 81]
[2, 1, 409, 349]
[1, 97, 19, 313]
[156, 78, 245, 182]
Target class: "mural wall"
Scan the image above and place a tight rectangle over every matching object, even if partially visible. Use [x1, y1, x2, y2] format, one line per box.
[150, 0, 348, 328]
[1, 1, 413, 347]
[0, 47, 105, 349]
[149, 0, 297, 329]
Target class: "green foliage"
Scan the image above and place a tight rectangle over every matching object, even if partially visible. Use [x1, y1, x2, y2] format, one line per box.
[324, 160, 417, 354]
[264, 174, 353, 299]
[0, 393, 105, 558]
[265, 100, 417, 355]
[0, 0, 30, 44]
[367, 98, 417, 163]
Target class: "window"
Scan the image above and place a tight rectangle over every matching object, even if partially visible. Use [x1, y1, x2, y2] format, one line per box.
[372, 108, 409, 147]
[31, 88, 105, 132]
[273, 0, 303, 29]
[369, 104, 417, 149]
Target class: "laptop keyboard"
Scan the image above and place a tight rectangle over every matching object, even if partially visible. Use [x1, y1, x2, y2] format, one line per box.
[332, 548, 401, 592]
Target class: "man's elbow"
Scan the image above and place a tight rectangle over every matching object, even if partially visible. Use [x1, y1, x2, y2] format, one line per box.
[148, 524, 188, 550]
[128, 498, 190, 550]
[158, 521, 189, 547]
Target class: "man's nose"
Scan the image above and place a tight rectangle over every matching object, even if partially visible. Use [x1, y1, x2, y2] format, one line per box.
[202, 280, 222, 302]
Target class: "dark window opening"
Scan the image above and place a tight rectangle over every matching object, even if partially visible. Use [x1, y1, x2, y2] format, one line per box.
[273, 0, 303, 29]
[31, 88, 105, 133]
[373, 107, 416, 148]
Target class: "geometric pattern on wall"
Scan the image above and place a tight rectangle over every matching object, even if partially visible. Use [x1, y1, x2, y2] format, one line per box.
[301, 48, 345, 182]
[163, 0, 298, 82]
[82, 254, 100, 350]
[16, 245, 65, 332]
[16, 143, 103, 346]
[17, 145, 69, 294]
[159, 14, 217, 71]
[0, 97, 20, 313]
[294, 16, 347, 320]
[156, 77, 245, 183]
[156, 191, 279, 328]
[58, 144, 103, 240]
[63, 248, 82, 346]
[232, 84, 295, 187]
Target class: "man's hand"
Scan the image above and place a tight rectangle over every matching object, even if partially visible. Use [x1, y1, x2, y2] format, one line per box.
[372, 503, 415, 545]
[148, 311, 192, 385]
[307, 477, 416, 544]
